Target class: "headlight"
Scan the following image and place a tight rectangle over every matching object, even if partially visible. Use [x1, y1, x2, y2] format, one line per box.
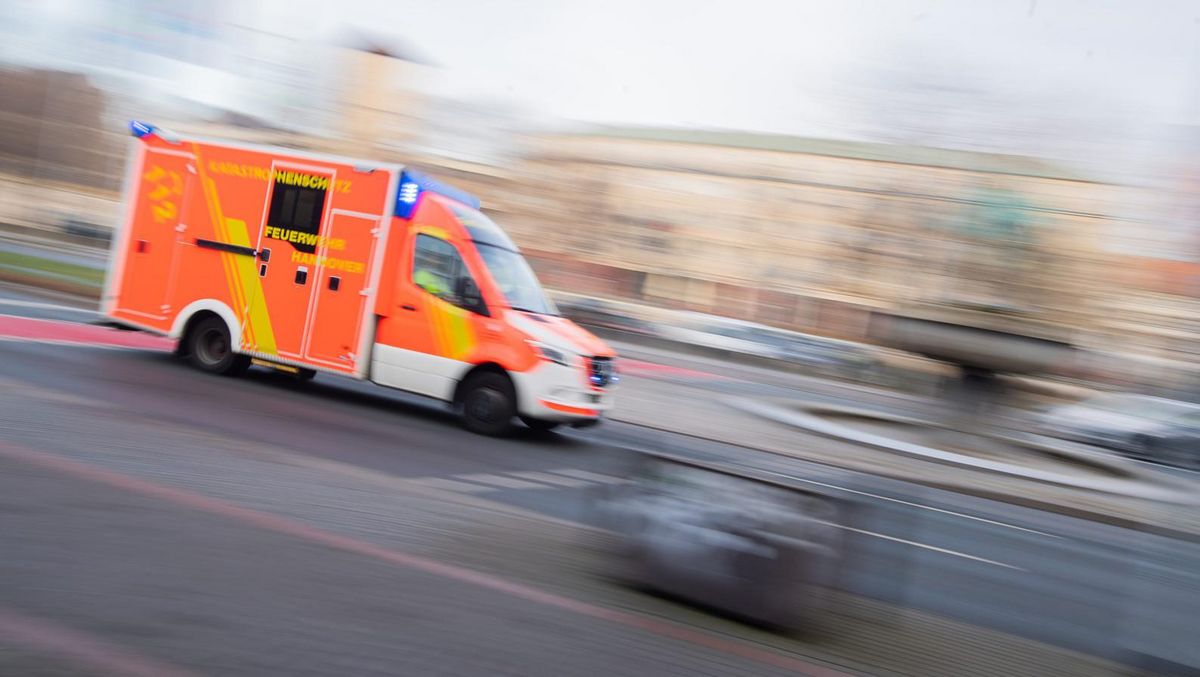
[529, 341, 572, 367]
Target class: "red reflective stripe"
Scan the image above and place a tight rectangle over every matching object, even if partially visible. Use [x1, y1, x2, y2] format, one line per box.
[538, 400, 598, 417]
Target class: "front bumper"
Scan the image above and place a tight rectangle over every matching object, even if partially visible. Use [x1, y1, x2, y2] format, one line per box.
[513, 362, 617, 422]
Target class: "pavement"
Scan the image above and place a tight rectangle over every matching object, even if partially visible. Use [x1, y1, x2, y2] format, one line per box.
[4, 285, 1199, 674]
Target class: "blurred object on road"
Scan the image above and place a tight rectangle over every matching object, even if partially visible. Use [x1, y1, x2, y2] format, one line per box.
[657, 314, 789, 359]
[594, 452, 843, 632]
[659, 311, 879, 378]
[556, 296, 658, 336]
[1039, 393, 1200, 469]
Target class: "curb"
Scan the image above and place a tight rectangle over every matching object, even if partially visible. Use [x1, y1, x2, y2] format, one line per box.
[778, 399, 1144, 477]
[728, 396, 1193, 502]
[724, 396, 1200, 539]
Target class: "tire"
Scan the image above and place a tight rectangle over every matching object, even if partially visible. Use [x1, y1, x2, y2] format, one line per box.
[186, 316, 250, 376]
[520, 416, 560, 433]
[459, 371, 516, 436]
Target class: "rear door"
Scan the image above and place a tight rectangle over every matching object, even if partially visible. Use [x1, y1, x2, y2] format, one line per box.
[116, 146, 193, 321]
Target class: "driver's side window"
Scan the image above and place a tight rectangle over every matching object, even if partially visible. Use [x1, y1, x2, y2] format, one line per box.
[412, 234, 486, 314]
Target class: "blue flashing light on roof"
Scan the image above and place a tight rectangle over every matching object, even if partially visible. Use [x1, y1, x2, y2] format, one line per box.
[129, 120, 155, 138]
[393, 169, 480, 219]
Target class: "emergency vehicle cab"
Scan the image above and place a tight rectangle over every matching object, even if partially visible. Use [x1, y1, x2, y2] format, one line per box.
[103, 121, 617, 435]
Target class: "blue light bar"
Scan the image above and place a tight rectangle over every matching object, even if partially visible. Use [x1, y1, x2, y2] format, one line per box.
[129, 120, 156, 138]
[393, 169, 480, 219]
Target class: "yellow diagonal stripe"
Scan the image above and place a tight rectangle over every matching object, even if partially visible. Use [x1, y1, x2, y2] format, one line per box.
[191, 144, 276, 354]
[223, 216, 276, 354]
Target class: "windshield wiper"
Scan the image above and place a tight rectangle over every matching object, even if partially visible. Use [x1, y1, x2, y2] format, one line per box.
[510, 306, 557, 316]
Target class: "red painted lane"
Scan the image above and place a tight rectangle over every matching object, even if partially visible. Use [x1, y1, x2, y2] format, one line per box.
[0, 607, 200, 677]
[0, 315, 728, 382]
[0, 442, 848, 677]
[0, 314, 173, 351]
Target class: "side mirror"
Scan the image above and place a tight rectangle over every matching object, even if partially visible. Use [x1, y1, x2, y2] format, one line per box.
[455, 277, 487, 315]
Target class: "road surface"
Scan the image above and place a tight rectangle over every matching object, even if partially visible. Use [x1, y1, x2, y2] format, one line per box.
[0, 285, 1193, 675]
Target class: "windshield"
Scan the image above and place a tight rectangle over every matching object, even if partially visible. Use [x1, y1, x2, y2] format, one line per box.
[450, 204, 557, 315]
[476, 243, 557, 315]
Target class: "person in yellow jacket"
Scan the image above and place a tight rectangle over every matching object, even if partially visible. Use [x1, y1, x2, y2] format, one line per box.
[414, 267, 450, 299]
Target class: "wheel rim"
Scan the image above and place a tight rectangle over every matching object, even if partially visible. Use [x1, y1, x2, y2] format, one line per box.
[466, 387, 504, 424]
[196, 327, 228, 366]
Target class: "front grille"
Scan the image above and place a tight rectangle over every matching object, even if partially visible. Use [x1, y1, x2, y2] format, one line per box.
[588, 356, 616, 388]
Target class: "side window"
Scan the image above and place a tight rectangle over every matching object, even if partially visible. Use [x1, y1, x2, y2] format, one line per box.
[267, 178, 327, 254]
[412, 234, 487, 314]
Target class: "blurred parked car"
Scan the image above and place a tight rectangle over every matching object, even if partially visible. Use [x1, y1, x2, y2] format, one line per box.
[557, 297, 658, 336]
[594, 454, 843, 631]
[1039, 393, 1200, 468]
[660, 313, 879, 376]
[658, 315, 788, 359]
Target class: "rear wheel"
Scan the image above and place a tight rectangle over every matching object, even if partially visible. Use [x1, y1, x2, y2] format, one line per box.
[520, 416, 560, 433]
[186, 316, 249, 376]
[459, 372, 516, 436]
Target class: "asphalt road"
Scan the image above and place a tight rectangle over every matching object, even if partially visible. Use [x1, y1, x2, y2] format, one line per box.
[1, 285, 1197, 674]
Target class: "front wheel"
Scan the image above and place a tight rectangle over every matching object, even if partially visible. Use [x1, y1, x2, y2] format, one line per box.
[459, 372, 516, 436]
[520, 416, 561, 433]
[186, 316, 250, 376]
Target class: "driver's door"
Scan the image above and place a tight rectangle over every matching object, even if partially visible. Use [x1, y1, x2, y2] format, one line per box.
[374, 232, 488, 399]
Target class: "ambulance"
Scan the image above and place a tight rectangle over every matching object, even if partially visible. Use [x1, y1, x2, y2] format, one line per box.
[103, 121, 617, 435]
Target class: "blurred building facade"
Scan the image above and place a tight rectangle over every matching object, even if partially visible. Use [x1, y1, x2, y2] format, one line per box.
[495, 130, 1197, 359]
[334, 33, 430, 158]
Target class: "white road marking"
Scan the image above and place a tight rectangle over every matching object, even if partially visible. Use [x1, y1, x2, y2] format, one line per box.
[454, 473, 554, 490]
[411, 477, 494, 493]
[549, 468, 631, 484]
[0, 337, 147, 351]
[508, 471, 594, 488]
[761, 471, 1063, 539]
[836, 525, 1026, 570]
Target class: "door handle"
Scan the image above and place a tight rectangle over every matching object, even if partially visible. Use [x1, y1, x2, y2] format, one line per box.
[401, 304, 417, 311]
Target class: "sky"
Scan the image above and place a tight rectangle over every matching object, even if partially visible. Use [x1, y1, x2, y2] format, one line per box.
[4, 0, 1200, 170]
[336, 0, 1200, 143]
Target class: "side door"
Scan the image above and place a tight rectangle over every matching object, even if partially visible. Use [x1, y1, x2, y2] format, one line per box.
[116, 147, 193, 322]
[375, 232, 488, 399]
[245, 165, 333, 360]
[304, 210, 382, 373]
